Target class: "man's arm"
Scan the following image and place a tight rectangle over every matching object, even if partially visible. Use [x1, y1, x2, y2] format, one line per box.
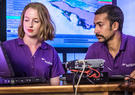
[125, 70, 135, 80]
[129, 70, 135, 79]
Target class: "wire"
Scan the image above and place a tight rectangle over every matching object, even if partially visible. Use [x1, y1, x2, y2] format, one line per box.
[75, 60, 85, 95]
[86, 77, 95, 84]
[73, 72, 78, 93]
[70, 66, 100, 79]
[87, 66, 101, 78]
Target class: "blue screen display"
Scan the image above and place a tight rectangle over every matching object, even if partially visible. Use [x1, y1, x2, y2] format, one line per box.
[6, 0, 112, 48]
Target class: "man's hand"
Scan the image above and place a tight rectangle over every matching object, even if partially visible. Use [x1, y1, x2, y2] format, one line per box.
[125, 70, 135, 81]
[129, 70, 135, 79]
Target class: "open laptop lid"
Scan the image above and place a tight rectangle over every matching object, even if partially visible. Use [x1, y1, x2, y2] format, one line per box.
[0, 41, 15, 78]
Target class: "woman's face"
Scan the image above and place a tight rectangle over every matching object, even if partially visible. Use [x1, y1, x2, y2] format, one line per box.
[23, 8, 41, 39]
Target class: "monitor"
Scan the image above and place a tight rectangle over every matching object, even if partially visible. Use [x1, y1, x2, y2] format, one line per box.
[0, 0, 6, 42]
[6, 0, 116, 52]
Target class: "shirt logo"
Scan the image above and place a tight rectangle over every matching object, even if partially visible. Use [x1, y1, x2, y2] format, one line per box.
[122, 63, 135, 67]
[41, 58, 52, 65]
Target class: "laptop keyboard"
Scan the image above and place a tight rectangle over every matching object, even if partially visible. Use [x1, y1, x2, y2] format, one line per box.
[0, 77, 47, 85]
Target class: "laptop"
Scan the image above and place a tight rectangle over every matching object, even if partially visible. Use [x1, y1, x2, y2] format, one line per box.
[0, 41, 47, 85]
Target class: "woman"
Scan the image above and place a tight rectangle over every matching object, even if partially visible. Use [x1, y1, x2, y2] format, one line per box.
[3, 2, 65, 85]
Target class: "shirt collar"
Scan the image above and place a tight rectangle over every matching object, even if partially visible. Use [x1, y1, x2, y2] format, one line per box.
[17, 38, 48, 49]
[40, 41, 48, 49]
[103, 33, 127, 51]
[17, 38, 25, 45]
[120, 34, 127, 51]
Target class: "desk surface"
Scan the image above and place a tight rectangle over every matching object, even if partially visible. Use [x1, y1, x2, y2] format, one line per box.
[0, 83, 134, 94]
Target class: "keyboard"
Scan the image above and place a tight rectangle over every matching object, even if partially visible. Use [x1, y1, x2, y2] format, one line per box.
[0, 77, 47, 85]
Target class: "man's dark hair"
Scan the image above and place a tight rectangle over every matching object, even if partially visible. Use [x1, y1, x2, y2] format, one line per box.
[95, 5, 124, 32]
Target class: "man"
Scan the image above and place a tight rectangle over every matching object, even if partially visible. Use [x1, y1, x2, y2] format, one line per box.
[85, 5, 135, 79]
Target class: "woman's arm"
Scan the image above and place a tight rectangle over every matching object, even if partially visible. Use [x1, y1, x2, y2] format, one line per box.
[50, 76, 60, 85]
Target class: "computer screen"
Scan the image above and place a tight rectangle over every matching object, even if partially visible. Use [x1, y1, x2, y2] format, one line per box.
[6, 0, 115, 49]
[0, 0, 6, 42]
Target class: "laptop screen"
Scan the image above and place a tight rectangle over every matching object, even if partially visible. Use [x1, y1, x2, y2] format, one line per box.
[0, 42, 13, 78]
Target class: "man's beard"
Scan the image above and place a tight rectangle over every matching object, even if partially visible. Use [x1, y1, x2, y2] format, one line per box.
[96, 34, 106, 42]
[96, 33, 115, 43]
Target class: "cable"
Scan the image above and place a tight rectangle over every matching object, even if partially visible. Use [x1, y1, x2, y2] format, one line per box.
[86, 77, 95, 84]
[73, 72, 78, 93]
[74, 60, 85, 95]
[87, 66, 101, 79]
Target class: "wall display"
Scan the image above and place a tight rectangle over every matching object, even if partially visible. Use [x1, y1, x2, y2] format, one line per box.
[6, 0, 114, 49]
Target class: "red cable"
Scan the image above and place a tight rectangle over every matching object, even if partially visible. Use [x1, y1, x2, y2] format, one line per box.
[70, 66, 101, 79]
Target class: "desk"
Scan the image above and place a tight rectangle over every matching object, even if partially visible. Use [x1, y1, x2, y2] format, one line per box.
[0, 83, 135, 95]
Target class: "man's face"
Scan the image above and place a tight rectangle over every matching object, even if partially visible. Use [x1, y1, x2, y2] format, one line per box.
[94, 13, 115, 42]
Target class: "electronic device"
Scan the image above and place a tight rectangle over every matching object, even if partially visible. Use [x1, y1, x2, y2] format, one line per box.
[63, 72, 108, 84]
[5, 0, 115, 49]
[65, 59, 108, 84]
[65, 59, 105, 70]
[0, 41, 47, 85]
[0, 77, 47, 85]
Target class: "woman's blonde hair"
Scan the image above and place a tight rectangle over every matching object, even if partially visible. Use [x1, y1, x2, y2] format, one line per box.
[18, 2, 55, 41]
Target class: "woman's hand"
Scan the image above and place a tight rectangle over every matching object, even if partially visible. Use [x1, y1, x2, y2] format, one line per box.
[50, 76, 60, 85]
